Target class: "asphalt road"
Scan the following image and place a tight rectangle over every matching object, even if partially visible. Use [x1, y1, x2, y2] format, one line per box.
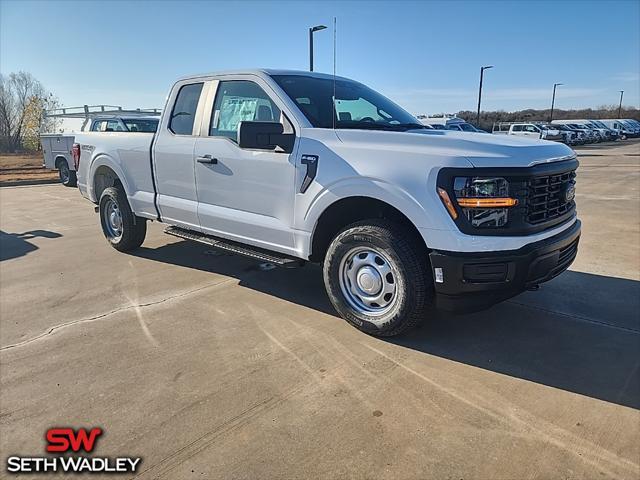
[1, 141, 639, 479]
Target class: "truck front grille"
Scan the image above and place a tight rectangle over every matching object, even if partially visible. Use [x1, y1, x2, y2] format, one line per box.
[525, 170, 576, 225]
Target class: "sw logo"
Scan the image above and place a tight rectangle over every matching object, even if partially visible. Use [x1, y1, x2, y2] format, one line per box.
[46, 427, 103, 453]
[6, 427, 141, 474]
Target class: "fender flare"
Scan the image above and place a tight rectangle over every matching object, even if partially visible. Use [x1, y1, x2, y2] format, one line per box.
[304, 178, 434, 251]
[88, 154, 132, 203]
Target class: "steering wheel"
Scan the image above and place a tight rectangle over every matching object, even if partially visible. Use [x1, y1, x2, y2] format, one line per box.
[359, 117, 376, 123]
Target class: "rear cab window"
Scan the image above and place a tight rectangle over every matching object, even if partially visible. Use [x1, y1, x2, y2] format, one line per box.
[169, 83, 204, 135]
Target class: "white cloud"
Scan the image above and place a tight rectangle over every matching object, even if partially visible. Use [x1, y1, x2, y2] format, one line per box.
[611, 72, 640, 83]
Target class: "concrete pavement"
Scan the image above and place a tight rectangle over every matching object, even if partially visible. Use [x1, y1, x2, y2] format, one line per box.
[1, 141, 638, 479]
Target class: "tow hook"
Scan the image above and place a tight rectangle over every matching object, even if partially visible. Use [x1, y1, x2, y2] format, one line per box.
[527, 284, 540, 291]
[94, 205, 99, 213]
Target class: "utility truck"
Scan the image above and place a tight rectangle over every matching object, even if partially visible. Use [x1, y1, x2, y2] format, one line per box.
[73, 70, 580, 337]
[41, 106, 160, 186]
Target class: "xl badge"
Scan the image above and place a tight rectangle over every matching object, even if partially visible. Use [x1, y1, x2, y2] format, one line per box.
[565, 183, 576, 202]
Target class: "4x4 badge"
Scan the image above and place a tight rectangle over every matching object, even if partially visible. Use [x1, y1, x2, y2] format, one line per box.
[300, 155, 318, 193]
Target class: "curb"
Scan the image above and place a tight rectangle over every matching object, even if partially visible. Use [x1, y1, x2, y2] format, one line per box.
[0, 179, 60, 187]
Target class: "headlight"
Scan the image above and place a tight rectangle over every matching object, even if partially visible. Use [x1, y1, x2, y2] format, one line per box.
[438, 177, 518, 228]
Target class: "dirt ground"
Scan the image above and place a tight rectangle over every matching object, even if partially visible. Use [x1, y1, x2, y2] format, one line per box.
[0, 152, 58, 185]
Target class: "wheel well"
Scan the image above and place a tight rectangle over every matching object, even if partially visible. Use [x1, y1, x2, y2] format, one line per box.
[310, 196, 427, 262]
[93, 165, 123, 201]
[54, 156, 67, 169]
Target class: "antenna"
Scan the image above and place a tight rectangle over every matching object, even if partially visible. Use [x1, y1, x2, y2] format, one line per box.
[332, 16, 337, 130]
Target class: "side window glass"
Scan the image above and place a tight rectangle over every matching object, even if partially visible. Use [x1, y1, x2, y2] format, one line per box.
[210, 81, 281, 141]
[512, 125, 522, 132]
[106, 120, 124, 132]
[169, 83, 204, 135]
[91, 121, 101, 132]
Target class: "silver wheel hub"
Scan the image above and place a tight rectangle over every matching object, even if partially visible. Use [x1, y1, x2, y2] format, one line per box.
[103, 199, 123, 239]
[356, 266, 382, 294]
[338, 248, 398, 317]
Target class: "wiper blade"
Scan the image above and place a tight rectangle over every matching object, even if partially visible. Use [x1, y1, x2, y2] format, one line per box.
[394, 123, 429, 130]
[337, 122, 428, 131]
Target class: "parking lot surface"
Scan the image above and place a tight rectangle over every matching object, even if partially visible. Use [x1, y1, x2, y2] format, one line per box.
[1, 141, 639, 479]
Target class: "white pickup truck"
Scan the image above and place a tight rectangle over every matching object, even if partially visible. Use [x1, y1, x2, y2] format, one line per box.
[74, 70, 580, 337]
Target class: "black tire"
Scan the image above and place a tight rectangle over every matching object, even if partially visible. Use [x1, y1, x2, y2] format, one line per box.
[57, 160, 77, 187]
[99, 186, 147, 252]
[323, 219, 433, 337]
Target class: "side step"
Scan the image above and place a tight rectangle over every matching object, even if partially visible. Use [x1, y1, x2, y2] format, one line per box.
[165, 226, 303, 267]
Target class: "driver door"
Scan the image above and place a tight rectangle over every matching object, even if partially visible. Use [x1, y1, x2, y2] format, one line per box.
[193, 78, 298, 255]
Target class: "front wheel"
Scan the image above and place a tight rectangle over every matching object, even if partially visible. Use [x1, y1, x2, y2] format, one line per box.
[323, 220, 433, 337]
[99, 186, 147, 252]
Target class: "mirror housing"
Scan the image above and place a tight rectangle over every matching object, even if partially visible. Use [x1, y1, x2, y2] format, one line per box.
[238, 121, 294, 153]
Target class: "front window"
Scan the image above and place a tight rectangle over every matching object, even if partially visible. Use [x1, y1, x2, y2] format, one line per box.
[272, 75, 422, 131]
[210, 80, 281, 141]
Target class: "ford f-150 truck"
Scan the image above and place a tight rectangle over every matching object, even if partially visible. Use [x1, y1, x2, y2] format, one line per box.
[73, 70, 580, 337]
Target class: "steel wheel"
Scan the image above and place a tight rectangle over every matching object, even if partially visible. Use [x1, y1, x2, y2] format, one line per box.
[102, 198, 123, 240]
[338, 247, 398, 316]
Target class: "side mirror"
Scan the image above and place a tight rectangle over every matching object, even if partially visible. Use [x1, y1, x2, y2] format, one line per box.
[238, 121, 294, 153]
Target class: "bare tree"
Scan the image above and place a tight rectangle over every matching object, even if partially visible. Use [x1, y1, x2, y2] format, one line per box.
[0, 72, 56, 152]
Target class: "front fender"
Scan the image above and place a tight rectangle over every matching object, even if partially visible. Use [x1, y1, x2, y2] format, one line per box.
[297, 176, 449, 259]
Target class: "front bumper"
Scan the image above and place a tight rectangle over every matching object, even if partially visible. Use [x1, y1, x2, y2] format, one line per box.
[429, 220, 580, 312]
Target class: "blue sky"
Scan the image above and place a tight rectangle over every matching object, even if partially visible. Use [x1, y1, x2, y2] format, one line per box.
[1, 0, 638, 115]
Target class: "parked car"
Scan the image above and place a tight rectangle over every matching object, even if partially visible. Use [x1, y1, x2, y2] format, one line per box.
[40, 109, 160, 187]
[535, 123, 577, 145]
[420, 117, 485, 133]
[598, 120, 633, 139]
[567, 120, 611, 142]
[492, 122, 564, 142]
[88, 115, 159, 133]
[73, 69, 580, 337]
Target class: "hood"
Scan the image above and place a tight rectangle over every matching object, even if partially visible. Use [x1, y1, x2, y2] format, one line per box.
[334, 128, 576, 168]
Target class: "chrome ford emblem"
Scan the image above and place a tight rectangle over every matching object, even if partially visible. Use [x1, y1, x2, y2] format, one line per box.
[565, 183, 576, 202]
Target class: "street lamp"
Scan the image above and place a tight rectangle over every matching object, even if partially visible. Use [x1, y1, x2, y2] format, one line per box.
[309, 25, 327, 72]
[550, 83, 563, 122]
[476, 65, 493, 126]
[618, 90, 624, 118]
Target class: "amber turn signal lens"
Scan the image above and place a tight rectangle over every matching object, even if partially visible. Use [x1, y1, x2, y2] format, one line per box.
[456, 197, 518, 208]
[437, 188, 458, 219]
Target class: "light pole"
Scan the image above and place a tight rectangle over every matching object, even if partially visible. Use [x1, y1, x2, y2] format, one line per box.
[550, 83, 563, 122]
[476, 65, 493, 126]
[309, 25, 327, 72]
[618, 90, 624, 118]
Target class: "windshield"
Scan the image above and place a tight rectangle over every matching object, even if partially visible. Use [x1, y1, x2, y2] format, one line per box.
[272, 75, 422, 131]
[452, 123, 475, 132]
[123, 118, 159, 133]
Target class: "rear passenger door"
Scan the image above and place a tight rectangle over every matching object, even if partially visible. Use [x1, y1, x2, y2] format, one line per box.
[193, 78, 298, 254]
[153, 81, 206, 231]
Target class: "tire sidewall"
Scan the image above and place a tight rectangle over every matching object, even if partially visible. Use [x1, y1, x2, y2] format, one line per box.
[58, 162, 70, 185]
[324, 226, 418, 336]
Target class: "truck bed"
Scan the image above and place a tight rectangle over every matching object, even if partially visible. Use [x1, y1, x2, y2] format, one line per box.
[75, 132, 157, 219]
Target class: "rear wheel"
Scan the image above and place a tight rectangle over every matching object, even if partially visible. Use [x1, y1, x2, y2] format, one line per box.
[323, 219, 433, 337]
[99, 186, 146, 251]
[57, 160, 77, 187]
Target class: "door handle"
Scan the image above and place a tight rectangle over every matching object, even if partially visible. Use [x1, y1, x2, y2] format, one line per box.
[197, 154, 218, 164]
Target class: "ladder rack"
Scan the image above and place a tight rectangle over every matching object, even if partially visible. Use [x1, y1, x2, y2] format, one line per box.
[44, 105, 161, 119]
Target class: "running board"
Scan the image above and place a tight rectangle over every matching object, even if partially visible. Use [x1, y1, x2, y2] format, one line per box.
[164, 226, 303, 267]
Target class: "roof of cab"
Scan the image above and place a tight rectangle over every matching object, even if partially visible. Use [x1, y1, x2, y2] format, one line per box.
[175, 69, 353, 83]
